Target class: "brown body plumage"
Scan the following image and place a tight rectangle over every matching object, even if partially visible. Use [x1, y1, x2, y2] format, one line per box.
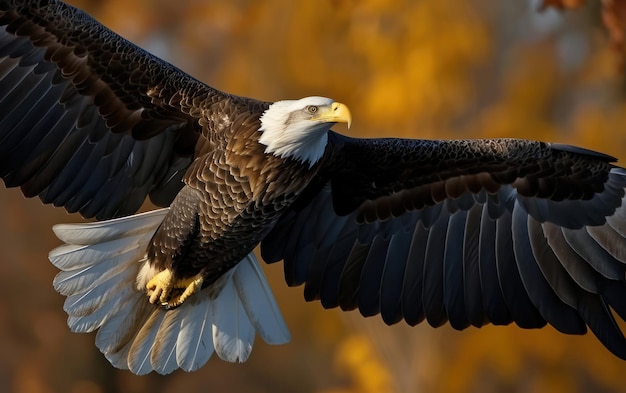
[3, 0, 626, 375]
[148, 125, 321, 286]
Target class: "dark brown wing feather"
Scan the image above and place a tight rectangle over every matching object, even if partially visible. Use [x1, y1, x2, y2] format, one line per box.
[261, 132, 626, 359]
[0, 0, 264, 219]
[322, 134, 616, 227]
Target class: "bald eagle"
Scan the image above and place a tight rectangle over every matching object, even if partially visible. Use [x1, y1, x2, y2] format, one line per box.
[2, 0, 626, 375]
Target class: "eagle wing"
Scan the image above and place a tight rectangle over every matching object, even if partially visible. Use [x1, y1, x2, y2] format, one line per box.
[0, 0, 263, 219]
[261, 131, 626, 359]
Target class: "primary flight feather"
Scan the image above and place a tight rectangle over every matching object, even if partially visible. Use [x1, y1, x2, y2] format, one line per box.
[2, 0, 626, 374]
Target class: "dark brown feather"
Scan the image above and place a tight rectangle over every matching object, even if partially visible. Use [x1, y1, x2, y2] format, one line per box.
[318, 133, 614, 223]
[0, 0, 268, 219]
[262, 135, 626, 359]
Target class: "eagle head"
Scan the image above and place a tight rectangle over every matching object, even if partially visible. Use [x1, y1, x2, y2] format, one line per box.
[258, 96, 352, 168]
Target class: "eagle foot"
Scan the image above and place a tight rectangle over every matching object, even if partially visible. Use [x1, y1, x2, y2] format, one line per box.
[146, 269, 204, 310]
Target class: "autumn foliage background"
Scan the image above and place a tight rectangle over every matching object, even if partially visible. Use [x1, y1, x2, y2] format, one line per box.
[1, 0, 626, 392]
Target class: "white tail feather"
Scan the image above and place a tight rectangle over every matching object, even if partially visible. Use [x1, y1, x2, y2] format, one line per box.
[54, 253, 137, 296]
[52, 212, 167, 244]
[233, 254, 291, 344]
[48, 208, 290, 374]
[50, 234, 150, 270]
[151, 305, 185, 374]
[175, 294, 214, 372]
[128, 310, 166, 375]
[212, 276, 255, 362]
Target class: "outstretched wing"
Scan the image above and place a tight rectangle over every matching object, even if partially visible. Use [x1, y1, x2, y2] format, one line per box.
[0, 0, 262, 219]
[261, 132, 626, 359]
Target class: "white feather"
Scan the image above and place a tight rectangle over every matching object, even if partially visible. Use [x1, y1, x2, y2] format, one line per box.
[66, 285, 135, 333]
[175, 296, 214, 372]
[52, 209, 168, 244]
[128, 309, 166, 375]
[258, 96, 333, 167]
[53, 252, 139, 296]
[212, 276, 255, 362]
[233, 253, 291, 344]
[63, 275, 126, 316]
[135, 261, 161, 291]
[151, 306, 185, 374]
[49, 208, 291, 374]
[96, 295, 149, 368]
[49, 233, 150, 270]
[68, 308, 109, 333]
[50, 210, 168, 372]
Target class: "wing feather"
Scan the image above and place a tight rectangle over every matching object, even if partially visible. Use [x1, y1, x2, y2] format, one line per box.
[357, 234, 390, 317]
[422, 211, 449, 327]
[512, 201, 586, 333]
[337, 241, 371, 311]
[379, 228, 413, 325]
[495, 209, 546, 328]
[478, 202, 511, 325]
[562, 227, 626, 280]
[542, 222, 601, 293]
[463, 204, 486, 327]
[0, 1, 267, 218]
[263, 135, 626, 359]
[400, 221, 428, 326]
[319, 218, 360, 309]
[443, 210, 470, 330]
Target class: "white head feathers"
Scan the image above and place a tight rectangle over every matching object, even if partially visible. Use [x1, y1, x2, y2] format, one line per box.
[258, 96, 351, 168]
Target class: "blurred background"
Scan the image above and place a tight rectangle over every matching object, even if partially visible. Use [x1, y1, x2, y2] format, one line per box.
[1, 0, 626, 392]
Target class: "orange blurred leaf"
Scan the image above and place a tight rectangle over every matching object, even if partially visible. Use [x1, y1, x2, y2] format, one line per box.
[602, 0, 626, 58]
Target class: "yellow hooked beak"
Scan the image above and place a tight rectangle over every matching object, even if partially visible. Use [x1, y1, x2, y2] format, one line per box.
[312, 102, 352, 129]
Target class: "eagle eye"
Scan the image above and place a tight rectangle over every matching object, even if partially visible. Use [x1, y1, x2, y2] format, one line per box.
[305, 105, 318, 114]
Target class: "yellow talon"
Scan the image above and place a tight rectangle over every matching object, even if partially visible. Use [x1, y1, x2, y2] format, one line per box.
[146, 269, 204, 309]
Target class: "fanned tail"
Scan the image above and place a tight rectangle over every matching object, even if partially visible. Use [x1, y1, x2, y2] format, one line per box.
[48, 208, 290, 375]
